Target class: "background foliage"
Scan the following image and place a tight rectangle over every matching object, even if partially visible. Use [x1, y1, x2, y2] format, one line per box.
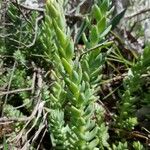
[0, 0, 150, 149]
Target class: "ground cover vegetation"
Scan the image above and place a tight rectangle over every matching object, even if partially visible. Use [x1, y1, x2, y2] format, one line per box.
[0, 0, 150, 149]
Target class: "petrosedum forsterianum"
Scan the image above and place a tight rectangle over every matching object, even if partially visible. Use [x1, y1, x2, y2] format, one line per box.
[116, 45, 150, 130]
[41, 0, 112, 149]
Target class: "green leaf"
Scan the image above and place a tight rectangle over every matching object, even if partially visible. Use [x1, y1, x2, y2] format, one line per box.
[91, 4, 102, 21]
[99, 25, 112, 40]
[58, 47, 66, 58]
[65, 38, 74, 60]
[133, 141, 144, 150]
[72, 70, 79, 84]
[83, 71, 90, 81]
[77, 64, 82, 83]
[65, 78, 79, 97]
[85, 120, 95, 131]
[97, 17, 106, 33]
[91, 67, 100, 78]
[75, 17, 89, 44]
[78, 93, 86, 106]
[88, 138, 99, 149]
[53, 20, 66, 48]
[3, 137, 8, 150]
[70, 106, 81, 117]
[82, 33, 89, 47]
[62, 58, 72, 75]
[111, 9, 126, 29]
[100, 0, 109, 15]
[82, 127, 98, 141]
[46, 1, 59, 18]
[90, 26, 99, 44]
[50, 94, 58, 103]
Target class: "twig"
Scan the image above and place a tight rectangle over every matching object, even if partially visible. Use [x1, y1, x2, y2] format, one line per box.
[0, 87, 32, 96]
[110, 31, 124, 45]
[12, 1, 84, 22]
[1, 61, 17, 116]
[11, 67, 44, 144]
[12, 2, 45, 12]
[8, 37, 27, 47]
[125, 8, 150, 19]
[98, 100, 112, 118]
[0, 33, 13, 38]
[10, 100, 44, 143]
[23, 15, 43, 48]
[100, 73, 127, 85]
[14, 0, 34, 30]
[129, 16, 150, 32]
[0, 117, 28, 123]
[11, 1, 43, 48]
[79, 41, 114, 60]
[37, 128, 47, 150]
[37, 110, 48, 150]
[14, 101, 31, 109]
[0, 72, 36, 96]
[30, 113, 47, 144]
[65, 14, 84, 21]
[0, 23, 14, 26]
[0, 55, 15, 59]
